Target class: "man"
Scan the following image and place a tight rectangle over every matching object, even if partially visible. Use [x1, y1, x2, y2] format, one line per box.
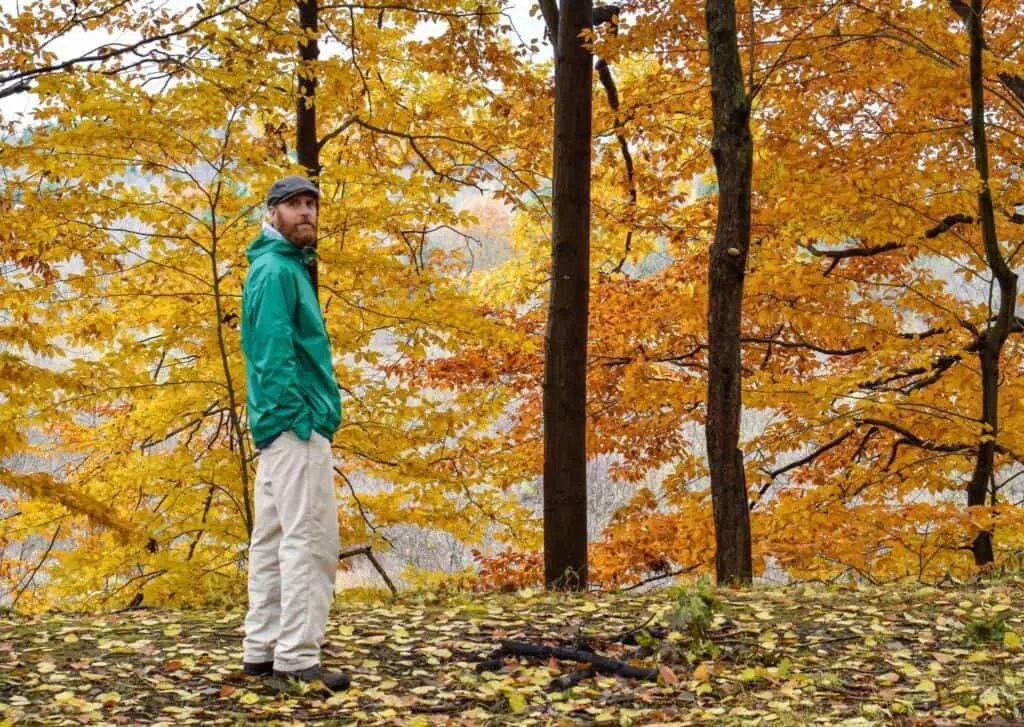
[240, 175, 348, 691]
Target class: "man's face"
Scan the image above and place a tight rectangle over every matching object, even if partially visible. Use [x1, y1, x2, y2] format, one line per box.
[269, 193, 318, 247]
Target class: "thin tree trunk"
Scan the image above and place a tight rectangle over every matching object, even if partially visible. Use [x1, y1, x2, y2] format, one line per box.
[964, 0, 1016, 566]
[210, 183, 254, 536]
[296, 0, 320, 297]
[704, 0, 753, 584]
[543, 0, 592, 590]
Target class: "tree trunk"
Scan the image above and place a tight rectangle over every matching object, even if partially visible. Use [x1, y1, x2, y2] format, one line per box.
[543, 0, 593, 590]
[965, 0, 1016, 566]
[296, 0, 320, 297]
[704, 0, 753, 585]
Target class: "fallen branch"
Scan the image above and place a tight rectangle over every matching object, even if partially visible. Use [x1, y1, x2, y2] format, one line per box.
[339, 545, 397, 597]
[477, 640, 659, 682]
[549, 666, 596, 690]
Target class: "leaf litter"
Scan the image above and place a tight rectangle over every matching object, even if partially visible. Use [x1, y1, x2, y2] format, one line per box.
[0, 579, 1021, 725]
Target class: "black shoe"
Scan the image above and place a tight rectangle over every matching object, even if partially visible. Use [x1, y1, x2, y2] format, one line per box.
[273, 665, 350, 691]
[243, 661, 274, 676]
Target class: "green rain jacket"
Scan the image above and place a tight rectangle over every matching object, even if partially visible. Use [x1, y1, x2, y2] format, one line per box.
[241, 224, 341, 448]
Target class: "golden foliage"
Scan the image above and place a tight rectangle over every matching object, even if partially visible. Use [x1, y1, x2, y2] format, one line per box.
[2, 0, 1023, 607]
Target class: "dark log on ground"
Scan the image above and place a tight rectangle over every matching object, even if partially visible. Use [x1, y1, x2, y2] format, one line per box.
[549, 666, 596, 691]
[476, 639, 659, 681]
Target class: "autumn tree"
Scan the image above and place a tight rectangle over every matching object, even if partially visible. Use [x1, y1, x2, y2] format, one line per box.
[0, 0, 549, 609]
[4, 0, 1024, 606]
[958, 0, 1018, 565]
[442, 0, 1024, 588]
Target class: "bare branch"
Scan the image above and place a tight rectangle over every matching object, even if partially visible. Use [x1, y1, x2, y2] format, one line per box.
[763, 430, 853, 481]
[999, 72, 1024, 104]
[611, 561, 705, 593]
[860, 353, 963, 393]
[925, 213, 975, 239]
[858, 418, 968, 454]
[339, 545, 398, 597]
[742, 336, 866, 356]
[10, 523, 62, 609]
[802, 240, 903, 276]
[344, 115, 551, 217]
[0, 1, 249, 99]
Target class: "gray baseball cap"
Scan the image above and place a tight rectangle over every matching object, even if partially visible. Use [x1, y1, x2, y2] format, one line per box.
[266, 175, 319, 207]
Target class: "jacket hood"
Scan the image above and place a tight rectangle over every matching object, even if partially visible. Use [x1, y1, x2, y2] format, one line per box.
[246, 223, 316, 264]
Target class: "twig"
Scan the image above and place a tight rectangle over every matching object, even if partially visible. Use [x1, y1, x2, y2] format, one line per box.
[613, 612, 660, 644]
[807, 633, 863, 646]
[11, 523, 62, 609]
[613, 562, 704, 593]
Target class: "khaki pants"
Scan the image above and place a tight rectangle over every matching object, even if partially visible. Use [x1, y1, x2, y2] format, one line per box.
[243, 431, 339, 671]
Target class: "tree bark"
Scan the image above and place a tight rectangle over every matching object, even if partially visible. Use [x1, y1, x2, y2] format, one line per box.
[964, 0, 1016, 566]
[296, 0, 320, 297]
[543, 0, 593, 590]
[704, 0, 753, 584]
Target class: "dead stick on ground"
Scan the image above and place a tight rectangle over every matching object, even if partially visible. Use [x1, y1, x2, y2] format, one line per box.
[339, 545, 397, 597]
[549, 666, 596, 691]
[478, 640, 659, 682]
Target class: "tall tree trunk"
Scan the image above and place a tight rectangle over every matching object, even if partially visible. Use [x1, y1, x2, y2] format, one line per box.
[296, 0, 320, 297]
[964, 0, 1016, 566]
[704, 0, 753, 585]
[543, 0, 592, 590]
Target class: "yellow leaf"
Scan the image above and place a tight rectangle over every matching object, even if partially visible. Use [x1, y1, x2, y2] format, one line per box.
[979, 687, 1001, 706]
[1003, 631, 1021, 651]
[899, 663, 921, 677]
[507, 692, 527, 714]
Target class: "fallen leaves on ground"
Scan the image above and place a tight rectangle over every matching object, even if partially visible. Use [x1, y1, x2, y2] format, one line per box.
[0, 579, 1022, 725]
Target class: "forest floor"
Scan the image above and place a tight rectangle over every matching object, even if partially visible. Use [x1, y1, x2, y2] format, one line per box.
[1, 578, 1023, 725]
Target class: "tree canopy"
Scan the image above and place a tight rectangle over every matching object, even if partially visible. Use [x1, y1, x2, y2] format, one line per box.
[2, 0, 1023, 610]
